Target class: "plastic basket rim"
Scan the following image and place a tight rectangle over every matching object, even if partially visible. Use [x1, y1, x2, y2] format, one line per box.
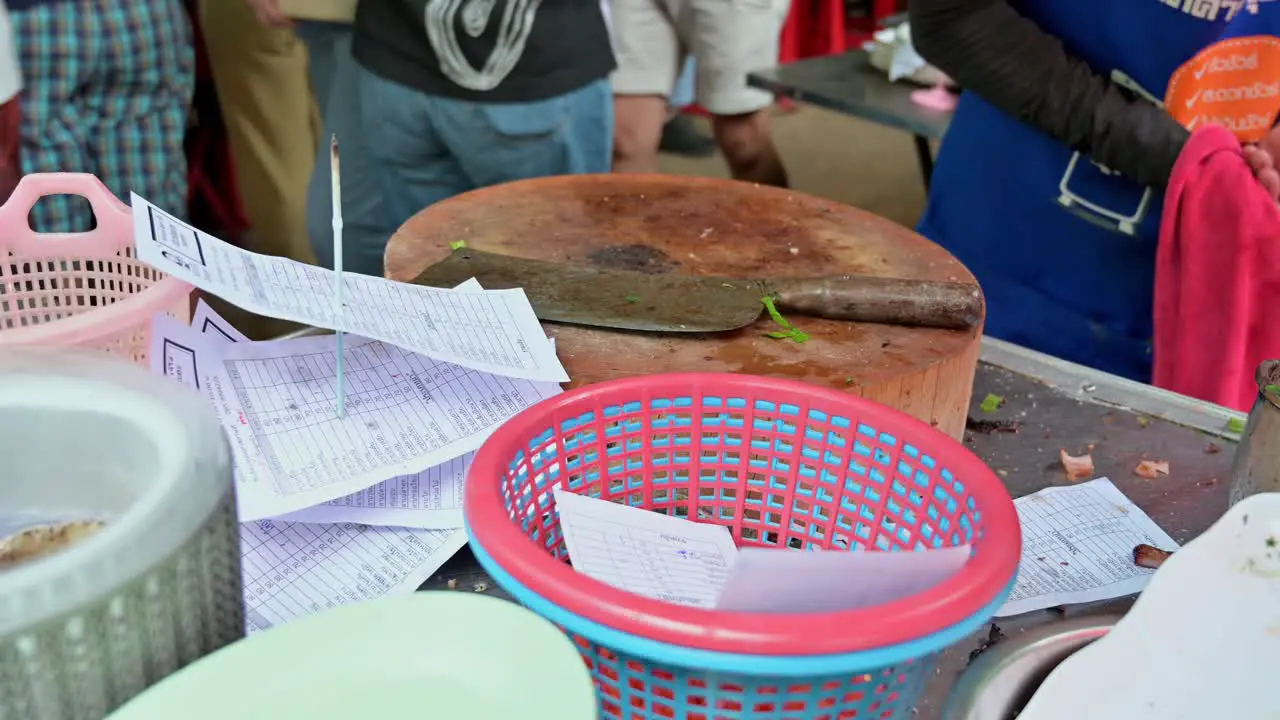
[465, 372, 1022, 657]
[0, 274, 192, 346]
[468, 529, 1022, 676]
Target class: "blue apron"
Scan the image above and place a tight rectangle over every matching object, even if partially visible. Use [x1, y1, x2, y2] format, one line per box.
[1222, 1, 1280, 36]
[918, 2, 1233, 381]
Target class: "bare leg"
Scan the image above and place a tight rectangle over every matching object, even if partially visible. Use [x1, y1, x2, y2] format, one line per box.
[711, 110, 788, 187]
[612, 94, 668, 173]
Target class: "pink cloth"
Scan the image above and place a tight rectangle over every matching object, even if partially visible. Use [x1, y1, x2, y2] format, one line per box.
[1155, 125, 1280, 411]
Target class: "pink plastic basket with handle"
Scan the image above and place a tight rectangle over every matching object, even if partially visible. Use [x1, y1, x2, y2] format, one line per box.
[0, 173, 193, 364]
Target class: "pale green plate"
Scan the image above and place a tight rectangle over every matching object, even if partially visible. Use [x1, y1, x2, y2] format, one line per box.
[108, 593, 598, 720]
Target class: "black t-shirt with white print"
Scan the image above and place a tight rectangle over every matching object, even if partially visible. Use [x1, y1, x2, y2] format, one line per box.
[353, 0, 616, 103]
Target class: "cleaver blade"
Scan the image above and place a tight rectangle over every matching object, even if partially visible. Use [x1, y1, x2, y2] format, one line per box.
[412, 249, 982, 332]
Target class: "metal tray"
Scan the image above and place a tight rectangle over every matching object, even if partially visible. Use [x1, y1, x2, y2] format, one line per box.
[942, 615, 1120, 720]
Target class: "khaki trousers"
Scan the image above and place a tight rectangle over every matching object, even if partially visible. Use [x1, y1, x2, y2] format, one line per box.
[199, 0, 319, 263]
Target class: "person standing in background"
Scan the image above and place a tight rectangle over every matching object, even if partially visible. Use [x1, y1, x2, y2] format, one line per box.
[907, 0, 1274, 382]
[350, 0, 615, 275]
[11, 0, 194, 231]
[600, 0, 710, 158]
[0, 0, 20, 205]
[202, 0, 318, 262]
[609, 0, 790, 186]
[600, 0, 711, 158]
[237, 0, 394, 273]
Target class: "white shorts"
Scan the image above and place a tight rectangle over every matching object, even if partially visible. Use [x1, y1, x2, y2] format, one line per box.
[608, 0, 791, 116]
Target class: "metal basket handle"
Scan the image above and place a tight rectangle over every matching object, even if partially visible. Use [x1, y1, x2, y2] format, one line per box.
[0, 173, 135, 260]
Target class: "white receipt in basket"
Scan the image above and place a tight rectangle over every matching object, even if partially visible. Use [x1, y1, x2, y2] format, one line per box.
[552, 489, 975, 614]
[715, 545, 972, 613]
[553, 489, 739, 608]
[129, 194, 568, 383]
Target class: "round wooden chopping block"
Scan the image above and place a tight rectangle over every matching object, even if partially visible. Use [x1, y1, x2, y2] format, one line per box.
[385, 174, 983, 440]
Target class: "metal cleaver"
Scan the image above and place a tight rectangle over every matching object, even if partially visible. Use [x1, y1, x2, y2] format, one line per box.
[412, 248, 983, 332]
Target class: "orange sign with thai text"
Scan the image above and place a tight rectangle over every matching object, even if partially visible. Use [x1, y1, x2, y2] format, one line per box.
[1165, 36, 1280, 143]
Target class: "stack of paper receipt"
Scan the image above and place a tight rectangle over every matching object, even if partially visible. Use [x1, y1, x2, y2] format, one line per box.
[131, 196, 567, 634]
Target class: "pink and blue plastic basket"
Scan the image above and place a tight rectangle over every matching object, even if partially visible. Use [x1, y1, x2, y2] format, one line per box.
[465, 373, 1021, 720]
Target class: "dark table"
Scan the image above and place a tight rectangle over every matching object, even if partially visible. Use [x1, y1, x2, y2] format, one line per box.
[413, 337, 1242, 717]
[748, 49, 954, 188]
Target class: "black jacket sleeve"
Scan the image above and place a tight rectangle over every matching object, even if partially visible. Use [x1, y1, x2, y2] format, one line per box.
[908, 0, 1189, 188]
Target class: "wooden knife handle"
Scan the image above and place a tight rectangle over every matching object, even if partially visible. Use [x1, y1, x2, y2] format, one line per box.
[769, 276, 984, 330]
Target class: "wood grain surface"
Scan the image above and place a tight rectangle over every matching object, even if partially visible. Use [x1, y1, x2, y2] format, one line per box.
[385, 174, 983, 439]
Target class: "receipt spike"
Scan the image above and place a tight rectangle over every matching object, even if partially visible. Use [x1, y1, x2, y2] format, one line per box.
[331, 134, 346, 418]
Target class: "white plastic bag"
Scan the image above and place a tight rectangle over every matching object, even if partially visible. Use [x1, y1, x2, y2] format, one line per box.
[866, 22, 952, 87]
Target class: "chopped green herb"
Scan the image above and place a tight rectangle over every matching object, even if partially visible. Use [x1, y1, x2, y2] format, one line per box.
[766, 329, 809, 343]
[761, 296, 793, 328]
[1267, 536, 1277, 549]
[1137, 416, 1151, 428]
[1228, 417, 1247, 433]
[624, 294, 640, 303]
[1265, 384, 1280, 395]
[845, 377, 855, 386]
[979, 393, 1004, 413]
[760, 296, 808, 343]
[449, 240, 467, 250]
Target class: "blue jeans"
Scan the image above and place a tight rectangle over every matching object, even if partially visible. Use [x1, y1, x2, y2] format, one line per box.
[670, 57, 695, 110]
[358, 68, 613, 228]
[295, 21, 396, 276]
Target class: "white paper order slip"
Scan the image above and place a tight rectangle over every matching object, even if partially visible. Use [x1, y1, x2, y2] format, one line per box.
[152, 314, 560, 521]
[131, 193, 567, 383]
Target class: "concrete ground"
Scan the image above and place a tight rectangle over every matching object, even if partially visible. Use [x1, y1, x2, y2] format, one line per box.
[216, 103, 924, 339]
[660, 105, 927, 229]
